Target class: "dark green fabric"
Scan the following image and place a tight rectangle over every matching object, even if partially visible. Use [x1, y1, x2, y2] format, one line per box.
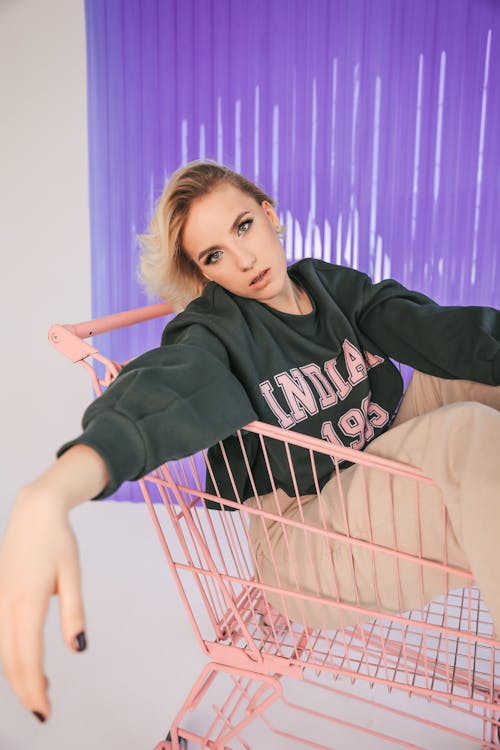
[58, 260, 500, 505]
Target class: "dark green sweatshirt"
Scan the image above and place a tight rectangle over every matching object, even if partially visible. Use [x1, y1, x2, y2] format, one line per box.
[58, 260, 500, 507]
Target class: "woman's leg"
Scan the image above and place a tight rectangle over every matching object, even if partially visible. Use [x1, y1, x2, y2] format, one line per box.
[393, 370, 500, 425]
[249, 401, 500, 632]
[365, 401, 500, 630]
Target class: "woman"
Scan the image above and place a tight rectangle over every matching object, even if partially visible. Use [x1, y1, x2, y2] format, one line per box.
[1, 161, 499, 722]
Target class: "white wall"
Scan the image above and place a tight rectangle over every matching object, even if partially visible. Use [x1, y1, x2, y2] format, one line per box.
[0, 0, 89, 735]
[0, 0, 92, 494]
[0, 3, 204, 748]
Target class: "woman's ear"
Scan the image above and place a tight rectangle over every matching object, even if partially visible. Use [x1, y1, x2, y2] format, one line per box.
[261, 200, 281, 232]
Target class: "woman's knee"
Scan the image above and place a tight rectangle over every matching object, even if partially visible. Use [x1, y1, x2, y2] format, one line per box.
[432, 402, 500, 485]
[440, 400, 500, 428]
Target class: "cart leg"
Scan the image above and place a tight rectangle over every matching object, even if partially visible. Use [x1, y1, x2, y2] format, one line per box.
[153, 660, 282, 750]
[154, 732, 187, 750]
[153, 730, 188, 749]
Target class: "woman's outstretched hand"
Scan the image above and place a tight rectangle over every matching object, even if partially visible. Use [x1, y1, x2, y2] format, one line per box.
[0, 489, 85, 721]
[0, 445, 109, 721]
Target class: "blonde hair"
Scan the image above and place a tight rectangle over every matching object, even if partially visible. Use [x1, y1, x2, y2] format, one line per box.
[139, 160, 276, 311]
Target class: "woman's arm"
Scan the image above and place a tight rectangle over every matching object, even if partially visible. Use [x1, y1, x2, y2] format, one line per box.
[356, 277, 500, 384]
[0, 445, 109, 721]
[58, 339, 257, 498]
[0, 327, 256, 720]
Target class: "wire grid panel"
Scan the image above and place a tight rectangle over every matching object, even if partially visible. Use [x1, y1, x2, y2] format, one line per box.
[141, 422, 500, 749]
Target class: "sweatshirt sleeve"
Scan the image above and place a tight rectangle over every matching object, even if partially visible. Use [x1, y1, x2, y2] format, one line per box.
[356, 276, 500, 384]
[57, 328, 257, 499]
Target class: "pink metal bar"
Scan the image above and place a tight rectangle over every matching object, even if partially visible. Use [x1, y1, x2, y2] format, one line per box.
[47, 302, 172, 362]
[245, 419, 434, 481]
[60, 302, 172, 340]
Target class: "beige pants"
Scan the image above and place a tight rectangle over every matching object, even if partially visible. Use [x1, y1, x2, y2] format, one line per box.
[248, 372, 500, 631]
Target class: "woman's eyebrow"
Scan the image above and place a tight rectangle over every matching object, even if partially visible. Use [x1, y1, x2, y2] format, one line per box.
[197, 210, 250, 261]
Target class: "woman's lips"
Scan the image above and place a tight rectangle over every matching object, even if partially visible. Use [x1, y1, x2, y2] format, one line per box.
[250, 268, 271, 288]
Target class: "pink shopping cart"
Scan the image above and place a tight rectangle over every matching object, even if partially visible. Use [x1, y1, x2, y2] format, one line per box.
[49, 304, 500, 750]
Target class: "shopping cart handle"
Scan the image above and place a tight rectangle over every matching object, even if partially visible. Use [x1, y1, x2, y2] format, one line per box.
[48, 303, 173, 363]
[48, 324, 99, 363]
[61, 303, 173, 339]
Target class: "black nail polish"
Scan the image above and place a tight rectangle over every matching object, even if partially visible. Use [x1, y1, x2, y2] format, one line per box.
[32, 711, 46, 723]
[75, 631, 87, 652]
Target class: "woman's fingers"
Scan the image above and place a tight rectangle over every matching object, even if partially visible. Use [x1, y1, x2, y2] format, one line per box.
[0, 500, 86, 720]
[15, 601, 51, 720]
[0, 452, 107, 720]
[0, 582, 51, 719]
[56, 523, 87, 653]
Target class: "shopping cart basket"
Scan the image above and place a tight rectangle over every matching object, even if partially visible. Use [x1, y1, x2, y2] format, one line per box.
[49, 305, 500, 750]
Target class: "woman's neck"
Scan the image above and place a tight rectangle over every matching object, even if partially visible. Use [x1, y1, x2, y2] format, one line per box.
[265, 278, 313, 315]
[291, 282, 313, 314]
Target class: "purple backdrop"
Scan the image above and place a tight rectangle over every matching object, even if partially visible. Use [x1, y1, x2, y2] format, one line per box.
[84, 0, 500, 500]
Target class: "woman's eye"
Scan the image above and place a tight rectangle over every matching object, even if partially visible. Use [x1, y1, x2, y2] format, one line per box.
[237, 219, 253, 237]
[204, 250, 223, 265]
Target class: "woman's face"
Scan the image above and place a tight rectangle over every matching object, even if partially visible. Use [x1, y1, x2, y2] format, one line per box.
[182, 182, 291, 306]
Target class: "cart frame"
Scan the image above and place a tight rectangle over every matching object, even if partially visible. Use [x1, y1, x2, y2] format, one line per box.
[49, 304, 500, 750]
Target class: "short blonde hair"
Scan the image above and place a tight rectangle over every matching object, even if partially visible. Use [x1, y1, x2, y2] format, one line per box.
[139, 160, 276, 311]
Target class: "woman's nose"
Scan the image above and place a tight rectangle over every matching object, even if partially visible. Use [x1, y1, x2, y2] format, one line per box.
[235, 248, 257, 271]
